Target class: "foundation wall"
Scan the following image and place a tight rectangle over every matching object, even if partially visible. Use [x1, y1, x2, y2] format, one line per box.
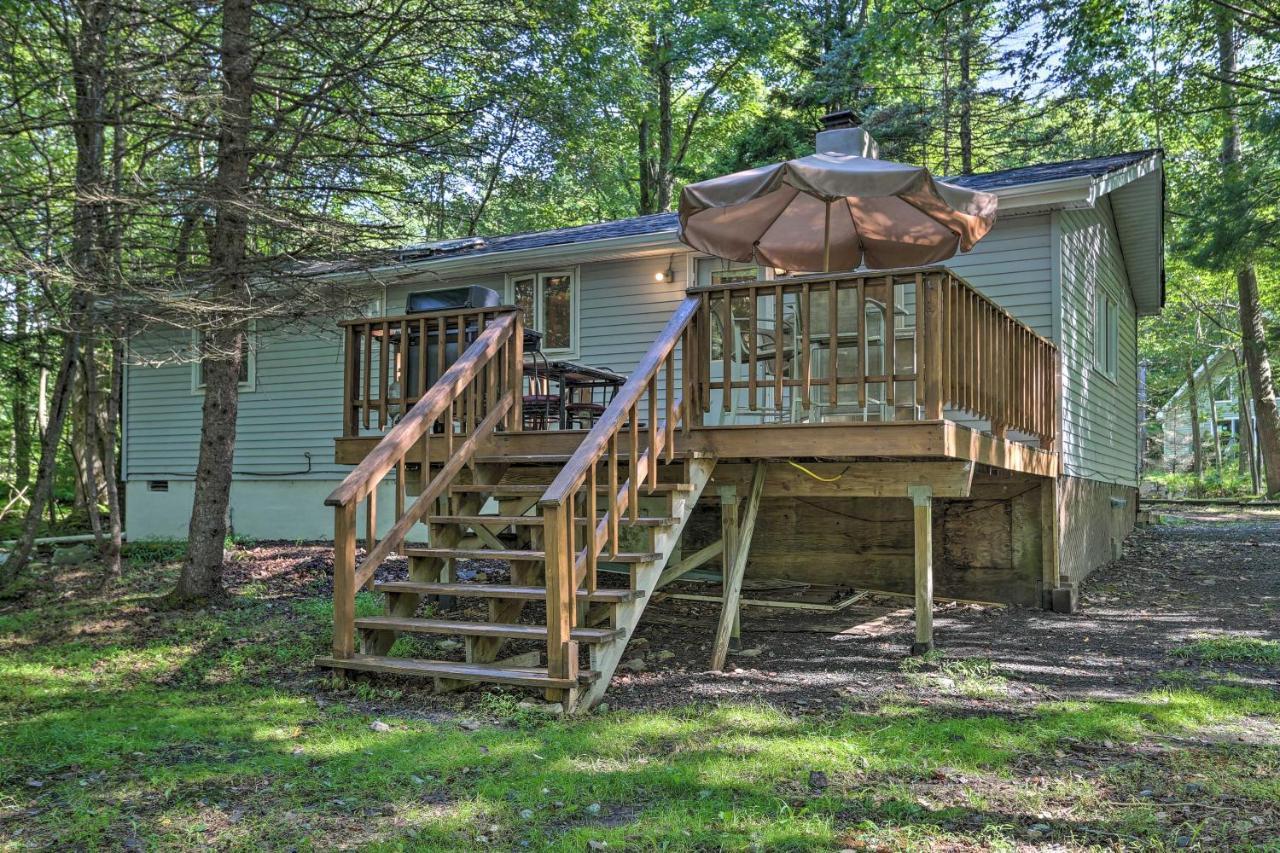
[1057, 474, 1137, 588]
[682, 482, 1046, 607]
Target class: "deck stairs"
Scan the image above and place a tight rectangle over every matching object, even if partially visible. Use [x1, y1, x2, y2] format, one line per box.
[316, 298, 714, 710]
[318, 454, 713, 707]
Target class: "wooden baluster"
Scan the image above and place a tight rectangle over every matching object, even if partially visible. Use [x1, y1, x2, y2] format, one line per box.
[362, 322, 373, 430]
[421, 431, 431, 502]
[343, 325, 358, 436]
[884, 277, 896, 416]
[700, 293, 712, 415]
[378, 321, 390, 430]
[366, 486, 377, 555]
[628, 411, 639, 522]
[399, 319, 408, 412]
[924, 275, 944, 420]
[829, 280, 839, 409]
[608, 433, 619, 558]
[416, 318, 427, 406]
[748, 287, 758, 410]
[444, 399, 454, 457]
[648, 374, 658, 491]
[586, 465, 597, 594]
[800, 282, 812, 409]
[395, 457, 405, 523]
[512, 313, 524, 431]
[332, 503, 357, 659]
[436, 316, 446, 389]
[774, 283, 784, 411]
[915, 273, 925, 409]
[720, 292, 731, 413]
[566, 486, 577, 586]
[665, 353, 675, 461]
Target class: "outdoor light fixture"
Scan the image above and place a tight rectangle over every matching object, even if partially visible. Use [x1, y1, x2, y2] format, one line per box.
[655, 255, 675, 282]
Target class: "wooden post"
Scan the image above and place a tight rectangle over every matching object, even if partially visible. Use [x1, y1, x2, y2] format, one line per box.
[711, 462, 766, 671]
[923, 276, 944, 420]
[718, 484, 740, 647]
[1040, 476, 1061, 609]
[907, 484, 933, 655]
[332, 503, 357, 660]
[542, 504, 578, 702]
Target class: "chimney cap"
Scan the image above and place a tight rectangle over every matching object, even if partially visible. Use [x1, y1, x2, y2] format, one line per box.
[820, 109, 860, 130]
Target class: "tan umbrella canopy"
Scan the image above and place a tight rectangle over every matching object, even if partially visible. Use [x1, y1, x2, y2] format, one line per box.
[678, 113, 998, 272]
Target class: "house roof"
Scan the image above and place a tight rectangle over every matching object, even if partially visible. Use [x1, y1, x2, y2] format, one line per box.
[304, 149, 1164, 313]
[333, 150, 1161, 268]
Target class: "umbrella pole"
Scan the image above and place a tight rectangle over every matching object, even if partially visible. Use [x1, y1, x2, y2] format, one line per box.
[823, 200, 832, 273]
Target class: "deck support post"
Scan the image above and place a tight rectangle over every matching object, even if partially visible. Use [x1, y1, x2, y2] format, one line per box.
[711, 462, 766, 671]
[718, 485, 740, 649]
[907, 484, 934, 655]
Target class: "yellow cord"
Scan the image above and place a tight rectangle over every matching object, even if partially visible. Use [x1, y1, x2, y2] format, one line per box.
[786, 460, 843, 482]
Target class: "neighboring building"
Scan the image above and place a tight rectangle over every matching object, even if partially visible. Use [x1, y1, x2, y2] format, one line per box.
[1156, 348, 1253, 472]
[123, 149, 1164, 707]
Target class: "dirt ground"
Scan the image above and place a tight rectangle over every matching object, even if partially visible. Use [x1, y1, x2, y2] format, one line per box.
[220, 506, 1280, 715]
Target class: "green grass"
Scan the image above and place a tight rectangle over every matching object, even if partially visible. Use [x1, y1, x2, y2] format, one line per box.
[2, 561, 1279, 850]
[1172, 635, 1280, 664]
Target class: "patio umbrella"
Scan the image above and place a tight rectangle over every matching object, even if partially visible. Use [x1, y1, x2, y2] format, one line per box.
[677, 115, 998, 272]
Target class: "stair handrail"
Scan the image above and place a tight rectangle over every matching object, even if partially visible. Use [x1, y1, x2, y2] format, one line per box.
[537, 295, 703, 689]
[326, 309, 522, 661]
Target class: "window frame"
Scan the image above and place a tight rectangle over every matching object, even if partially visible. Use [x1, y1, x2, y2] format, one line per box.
[191, 322, 257, 394]
[1093, 288, 1119, 382]
[504, 267, 580, 357]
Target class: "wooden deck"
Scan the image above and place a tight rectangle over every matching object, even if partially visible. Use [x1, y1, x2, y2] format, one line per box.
[335, 420, 1057, 478]
[317, 267, 1062, 712]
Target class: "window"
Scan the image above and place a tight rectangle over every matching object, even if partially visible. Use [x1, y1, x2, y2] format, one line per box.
[506, 270, 578, 354]
[192, 325, 256, 393]
[1094, 289, 1118, 380]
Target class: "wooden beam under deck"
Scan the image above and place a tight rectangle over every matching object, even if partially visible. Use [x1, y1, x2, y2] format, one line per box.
[335, 420, 1058, 479]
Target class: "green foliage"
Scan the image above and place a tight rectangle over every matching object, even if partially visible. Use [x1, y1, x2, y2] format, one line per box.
[1172, 636, 1280, 664]
[1146, 468, 1258, 498]
[123, 540, 188, 566]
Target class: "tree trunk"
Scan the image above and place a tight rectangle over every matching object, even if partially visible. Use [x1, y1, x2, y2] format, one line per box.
[1236, 266, 1280, 496]
[0, 0, 109, 587]
[99, 341, 124, 576]
[165, 0, 255, 606]
[958, 1, 974, 175]
[1186, 360, 1203, 481]
[1205, 360, 1222, 473]
[1216, 10, 1280, 495]
[0, 335, 80, 587]
[1234, 350, 1258, 490]
[655, 31, 673, 211]
[10, 279, 32, 499]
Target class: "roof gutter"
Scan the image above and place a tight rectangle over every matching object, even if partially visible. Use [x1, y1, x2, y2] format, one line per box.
[311, 229, 686, 289]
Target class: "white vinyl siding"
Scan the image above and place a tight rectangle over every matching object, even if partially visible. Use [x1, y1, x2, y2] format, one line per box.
[1056, 203, 1140, 486]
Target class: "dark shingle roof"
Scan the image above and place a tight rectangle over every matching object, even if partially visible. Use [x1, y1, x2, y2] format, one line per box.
[943, 149, 1159, 191]
[305, 149, 1158, 274]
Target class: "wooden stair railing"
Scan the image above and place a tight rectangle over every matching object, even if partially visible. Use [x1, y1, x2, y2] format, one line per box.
[323, 310, 523, 663]
[537, 295, 706, 689]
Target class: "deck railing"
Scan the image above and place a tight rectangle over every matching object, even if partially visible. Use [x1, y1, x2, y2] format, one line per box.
[537, 296, 704, 687]
[325, 309, 523, 661]
[686, 267, 1057, 447]
[340, 306, 518, 436]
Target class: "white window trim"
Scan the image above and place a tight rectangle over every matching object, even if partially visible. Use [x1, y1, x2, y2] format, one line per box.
[1093, 288, 1119, 384]
[504, 267, 580, 357]
[191, 322, 257, 394]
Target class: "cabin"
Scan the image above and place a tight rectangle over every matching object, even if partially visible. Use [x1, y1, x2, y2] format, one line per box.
[122, 149, 1164, 711]
[1155, 348, 1258, 475]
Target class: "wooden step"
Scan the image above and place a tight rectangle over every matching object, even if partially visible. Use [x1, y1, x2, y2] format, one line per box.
[428, 514, 676, 528]
[315, 654, 599, 688]
[449, 482, 695, 496]
[354, 615, 622, 643]
[404, 546, 661, 563]
[375, 580, 643, 603]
